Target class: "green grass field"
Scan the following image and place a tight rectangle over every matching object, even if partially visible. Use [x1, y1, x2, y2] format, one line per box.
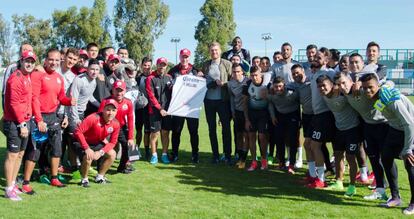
[0, 98, 413, 218]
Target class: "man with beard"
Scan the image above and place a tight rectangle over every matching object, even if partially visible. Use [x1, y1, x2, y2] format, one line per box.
[272, 42, 299, 82]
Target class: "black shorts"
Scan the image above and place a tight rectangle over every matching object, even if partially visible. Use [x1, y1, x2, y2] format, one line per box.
[333, 126, 363, 155]
[36, 113, 63, 157]
[248, 109, 268, 134]
[73, 141, 105, 160]
[135, 107, 150, 133]
[149, 111, 172, 132]
[382, 127, 405, 159]
[363, 122, 389, 156]
[310, 111, 335, 142]
[301, 113, 313, 138]
[233, 110, 246, 133]
[4, 120, 30, 153]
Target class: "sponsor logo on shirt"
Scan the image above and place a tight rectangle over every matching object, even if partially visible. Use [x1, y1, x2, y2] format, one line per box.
[122, 104, 128, 110]
[107, 127, 114, 133]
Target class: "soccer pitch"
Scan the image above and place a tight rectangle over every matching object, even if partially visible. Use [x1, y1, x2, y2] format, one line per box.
[0, 99, 412, 218]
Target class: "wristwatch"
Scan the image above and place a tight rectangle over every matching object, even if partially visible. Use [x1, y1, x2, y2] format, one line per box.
[99, 150, 105, 156]
[17, 122, 27, 128]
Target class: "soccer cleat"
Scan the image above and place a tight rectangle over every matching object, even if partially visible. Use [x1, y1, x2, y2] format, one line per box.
[247, 160, 258, 172]
[50, 178, 66, 188]
[235, 160, 241, 167]
[224, 158, 234, 166]
[161, 154, 170, 164]
[278, 162, 287, 170]
[117, 168, 132, 174]
[39, 174, 51, 184]
[267, 156, 274, 165]
[305, 176, 317, 184]
[325, 181, 344, 191]
[191, 155, 199, 164]
[307, 178, 327, 189]
[403, 204, 414, 215]
[79, 179, 90, 188]
[368, 178, 376, 190]
[72, 170, 82, 182]
[368, 172, 375, 181]
[211, 157, 220, 164]
[21, 184, 36, 195]
[344, 185, 356, 197]
[170, 155, 179, 163]
[13, 185, 22, 195]
[220, 154, 226, 162]
[363, 190, 388, 201]
[260, 159, 268, 170]
[238, 161, 246, 169]
[95, 176, 111, 184]
[355, 171, 361, 180]
[150, 155, 158, 165]
[294, 160, 303, 169]
[287, 165, 295, 175]
[379, 198, 402, 208]
[5, 189, 22, 201]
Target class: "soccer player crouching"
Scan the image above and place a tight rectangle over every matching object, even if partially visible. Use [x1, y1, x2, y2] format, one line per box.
[73, 99, 120, 187]
[361, 73, 414, 215]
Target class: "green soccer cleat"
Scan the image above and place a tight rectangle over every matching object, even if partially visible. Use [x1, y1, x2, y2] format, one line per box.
[267, 156, 274, 165]
[344, 185, 356, 197]
[325, 180, 344, 191]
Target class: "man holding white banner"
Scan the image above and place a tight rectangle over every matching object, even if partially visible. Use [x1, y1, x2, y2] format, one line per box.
[168, 49, 205, 163]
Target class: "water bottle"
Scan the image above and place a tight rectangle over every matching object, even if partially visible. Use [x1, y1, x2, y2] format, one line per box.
[31, 125, 48, 143]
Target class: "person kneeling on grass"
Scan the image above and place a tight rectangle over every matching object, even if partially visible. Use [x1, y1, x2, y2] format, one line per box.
[73, 99, 120, 187]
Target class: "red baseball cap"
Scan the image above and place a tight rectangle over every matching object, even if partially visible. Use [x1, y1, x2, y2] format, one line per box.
[103, 98, 118, 109]
[21, 51, 37, 61]
[113, 80, 126, 90]
[156, 57, 168, 65]
[79, 49, 89, 58]
[108, 54, 120, 62]
[180, 48, 191, 57]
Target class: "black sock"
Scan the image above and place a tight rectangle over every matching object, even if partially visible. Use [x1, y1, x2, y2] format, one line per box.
[23, 180, 30, 185]
[51, 175, 58, 179]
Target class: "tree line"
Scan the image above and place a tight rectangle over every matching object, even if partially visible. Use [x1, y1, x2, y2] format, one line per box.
[0, 0, 236, 68]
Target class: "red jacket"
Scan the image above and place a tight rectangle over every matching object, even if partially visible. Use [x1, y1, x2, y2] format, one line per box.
[31, 70, 72, 122]
[98, 97, 134, 140]
[3, 70, 32, 123]
[145, 71, 172, 114]
[74, 113, 120, 153]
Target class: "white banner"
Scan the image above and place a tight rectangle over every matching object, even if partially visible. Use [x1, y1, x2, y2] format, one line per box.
[167, 75, 207, 118]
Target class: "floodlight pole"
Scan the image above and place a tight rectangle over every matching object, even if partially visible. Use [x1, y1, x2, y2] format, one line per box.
[261, 33, 272, 57]
[171, 37, 181, 64]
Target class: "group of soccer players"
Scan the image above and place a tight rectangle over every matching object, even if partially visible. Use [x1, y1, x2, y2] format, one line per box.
[2, 38, 414, 215]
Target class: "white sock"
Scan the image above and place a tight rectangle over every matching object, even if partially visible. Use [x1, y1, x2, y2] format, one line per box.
[162, 153, 167, 156]
[96, 174, 104, 180]
[297, 147, 303, 161]
[12, 181, 16, 186]
[308, 161, 316, 177]
[316, 166, 325, 182]
[152, 153, 157, 157]
[360, 167, 368, 180]
[82, 177, 89, 182]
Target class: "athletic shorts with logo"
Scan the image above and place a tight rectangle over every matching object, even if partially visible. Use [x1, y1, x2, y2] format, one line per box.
[309, 111, 335, 142]
[4, 120, 31, 153]
[333, 125, 363, 155]
[149, 110, 172, 132]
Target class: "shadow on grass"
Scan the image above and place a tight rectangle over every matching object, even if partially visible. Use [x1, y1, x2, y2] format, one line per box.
[154, 150, 373, 207]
